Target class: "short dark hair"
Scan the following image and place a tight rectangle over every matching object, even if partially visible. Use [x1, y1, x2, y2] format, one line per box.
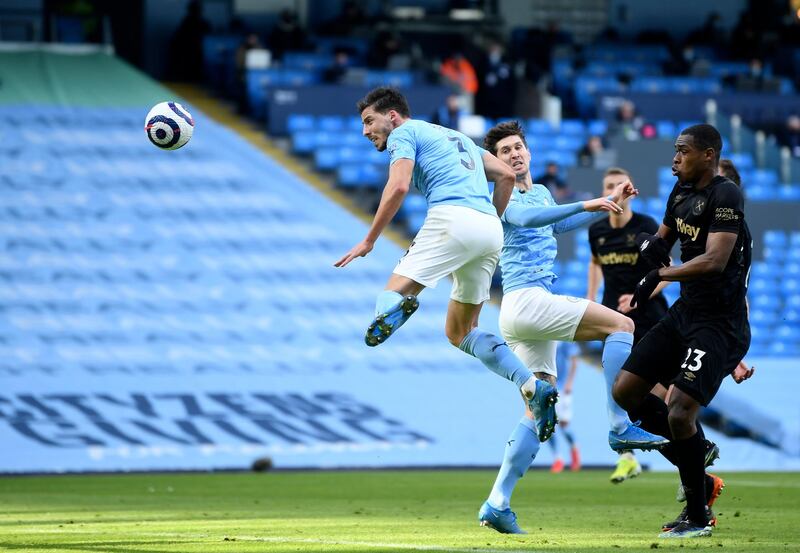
[719, 158, 741, 186]
[604, 167, 630, 178]
[356, 87, 411, 117]
[483, 120, 528, 154]
[680, 124, 722, 162]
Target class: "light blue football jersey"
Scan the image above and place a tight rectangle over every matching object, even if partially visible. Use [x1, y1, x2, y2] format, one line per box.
[499, 184, 559, 294]
[387, 120, 496, 216]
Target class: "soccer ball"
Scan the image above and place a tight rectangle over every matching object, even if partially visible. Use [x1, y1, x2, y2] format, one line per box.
[144, 101, 194, 150]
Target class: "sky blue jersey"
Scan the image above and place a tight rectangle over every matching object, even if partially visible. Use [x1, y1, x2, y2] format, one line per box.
[500, 184, 606, 295]
[387, 120, 496, 216]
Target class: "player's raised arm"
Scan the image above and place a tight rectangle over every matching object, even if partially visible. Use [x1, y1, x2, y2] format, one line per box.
[334, 158, 414, 267]
[587, 255, 603, 302]
[481, 150, 516, 216]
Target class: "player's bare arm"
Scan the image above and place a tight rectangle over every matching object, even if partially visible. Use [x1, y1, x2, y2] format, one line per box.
[658, 230, 738, 281]
[587, 255, 603, 301]
[334, 158, 414, 267]
[481, 150, 516, 216]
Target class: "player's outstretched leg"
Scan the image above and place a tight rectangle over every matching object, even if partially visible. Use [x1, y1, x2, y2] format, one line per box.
[365, 290, 419, 346]
[458, 328, 558, 441]
[479, 417, 539, 534]
[603, 332, 669, 451]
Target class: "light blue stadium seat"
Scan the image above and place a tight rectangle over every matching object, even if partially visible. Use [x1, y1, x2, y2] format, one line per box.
[318, 115, 346, 132]
[291, 131, 316, 154]
[314, 147, 340, 171]
[726, 152, 754, 170]
[401, 194, 428, 218]
[287, 114, 315, 133]
[785, 262, 800, 277]
[337, 163, 385, 188]
[750, 169, 779, 187]
[407, 211, 427, 233]
[587, 119, 608, 136]
[526, 119, 553, 134]
[776, 185, 800, 201]
[746, 185, 777, 201]
[748, 309, 777, 327]
[751, 294, 781, 311]
[559, 119, 586, 136]
[656, 120, 677, 139]
[762, 246, 786, 263]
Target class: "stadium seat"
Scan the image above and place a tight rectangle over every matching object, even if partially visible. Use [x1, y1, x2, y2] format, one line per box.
[287, 114, 315, 133]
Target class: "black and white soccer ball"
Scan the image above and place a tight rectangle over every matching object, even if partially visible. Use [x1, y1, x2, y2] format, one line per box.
[144, 101, 194, 150]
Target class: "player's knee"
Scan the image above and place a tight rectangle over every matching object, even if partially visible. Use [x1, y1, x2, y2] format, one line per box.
[667, 406, 694, 435]
[445, 327, 468, 347]
[615, 314, 635, 335]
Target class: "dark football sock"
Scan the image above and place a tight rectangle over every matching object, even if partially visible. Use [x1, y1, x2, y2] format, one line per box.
[675, 431, 708, 524]
[629, 393, 678, 465]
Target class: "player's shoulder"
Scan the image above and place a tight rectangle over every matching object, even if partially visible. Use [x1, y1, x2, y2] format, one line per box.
[630, 211, 658, 229]
[708, 176, 745, 209]
[530, 183, 555, 202]
[711, 175, 742, 196]
[588, 217, 609, 236]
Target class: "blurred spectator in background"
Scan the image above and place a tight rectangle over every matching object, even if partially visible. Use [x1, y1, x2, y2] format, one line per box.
[779, 114, 800, 158]
[368, 31, 402, 68]
[610, 100, 646, 141]
[578, 135, 606, 168]
[686, 11, 724, 47]
[168, 0, 210, 82]
[431, 93, 464, 130]
[235, 32, 264, 113]
[323, 0, 368, 36]
[269, 9, 306, 61]
[440, 50, 479, 96]
[323, 49, 351, 83]
[535, 161, 570, 201]
[476, 39, 515, 119]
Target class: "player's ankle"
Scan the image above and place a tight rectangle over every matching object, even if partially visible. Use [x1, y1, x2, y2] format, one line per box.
[520, 376, 536, 398]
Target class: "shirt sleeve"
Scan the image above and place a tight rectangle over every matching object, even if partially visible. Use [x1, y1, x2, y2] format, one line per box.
[502, 200, 585, 228]
[709, 181, 744, 233]
[387, 126, 416, 165]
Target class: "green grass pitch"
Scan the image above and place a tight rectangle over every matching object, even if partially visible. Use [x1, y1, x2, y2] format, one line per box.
[1, 470, 798, 552]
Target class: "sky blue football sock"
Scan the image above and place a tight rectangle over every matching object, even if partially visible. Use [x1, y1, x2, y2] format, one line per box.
[488, 417, 540, 510]
[603, 331, 634, 434]
[374, 290, 403, 317]
[459, 328, 533, 389]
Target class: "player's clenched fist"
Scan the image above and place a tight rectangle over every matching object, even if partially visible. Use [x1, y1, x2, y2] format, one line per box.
[636, 232, 670, 268]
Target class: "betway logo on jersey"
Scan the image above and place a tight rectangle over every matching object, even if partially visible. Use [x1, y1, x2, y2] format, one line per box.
[675, 217, 701, 241]
[597, 251, 639, 265]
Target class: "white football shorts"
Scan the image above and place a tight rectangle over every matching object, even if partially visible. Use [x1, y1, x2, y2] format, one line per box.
[498, 285, 590, 377]
[393, 205, 502, 305]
